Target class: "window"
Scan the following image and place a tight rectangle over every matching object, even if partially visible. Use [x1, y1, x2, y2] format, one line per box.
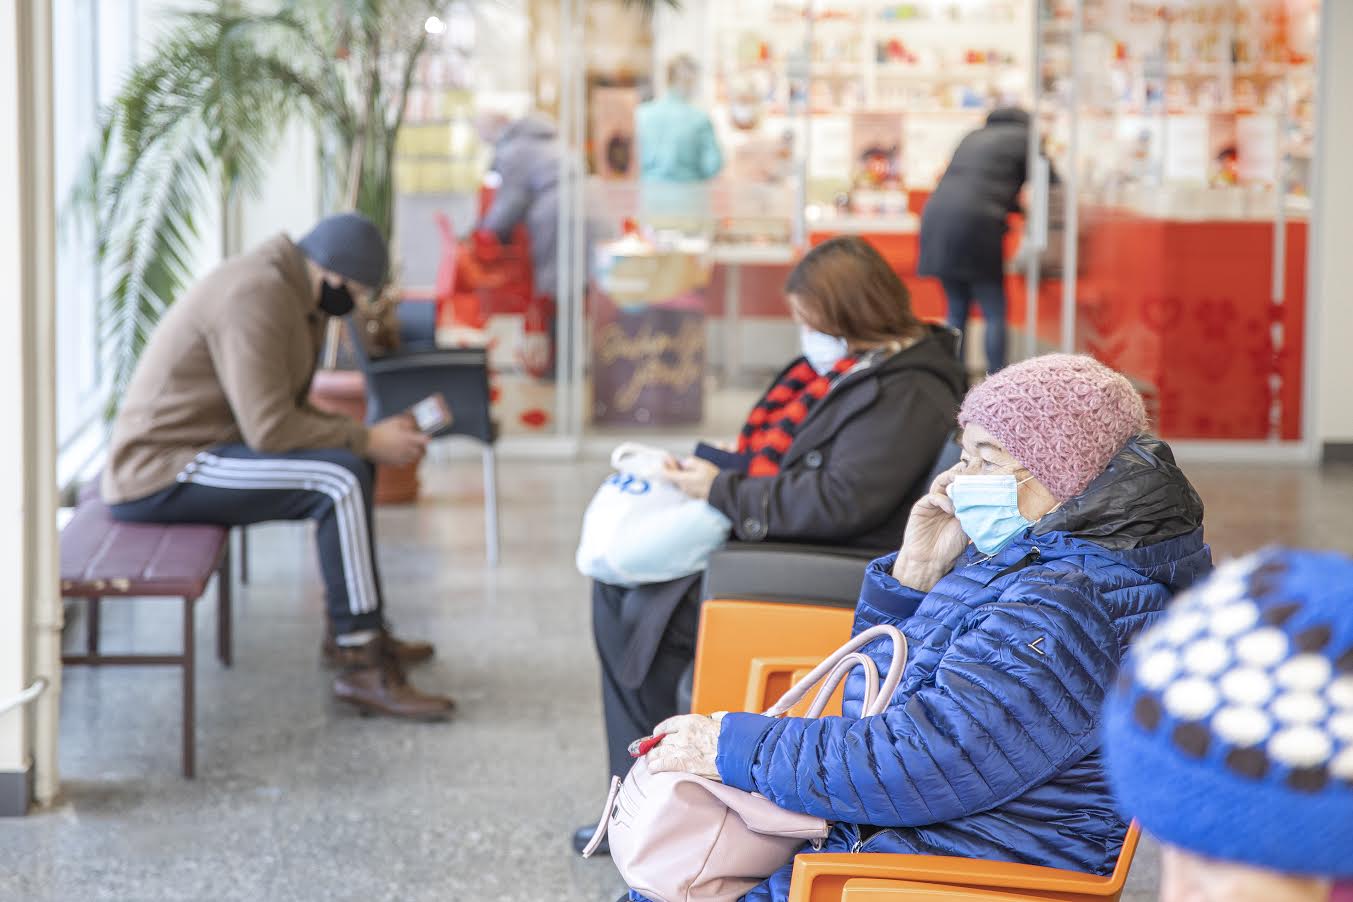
[53, 0, 137, 465]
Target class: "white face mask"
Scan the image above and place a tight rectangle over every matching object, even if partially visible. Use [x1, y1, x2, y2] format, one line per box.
[800, 326, 849, 376]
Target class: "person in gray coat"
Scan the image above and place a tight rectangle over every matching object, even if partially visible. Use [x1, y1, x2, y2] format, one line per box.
[476, 111, 562, 374]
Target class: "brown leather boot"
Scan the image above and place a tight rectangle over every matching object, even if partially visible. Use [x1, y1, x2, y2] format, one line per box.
[322, 630, 434, 669]
[331, 635, 455, 721]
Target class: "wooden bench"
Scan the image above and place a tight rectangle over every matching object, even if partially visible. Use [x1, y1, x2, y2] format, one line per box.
[60, 493, 232, 778]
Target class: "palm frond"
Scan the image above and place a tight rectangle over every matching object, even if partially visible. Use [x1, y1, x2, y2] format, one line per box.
[71, 0, 528, 419]
[625, 0, 683, 11]
[74, 2, 311, 419]
[96, 119, 212, 417]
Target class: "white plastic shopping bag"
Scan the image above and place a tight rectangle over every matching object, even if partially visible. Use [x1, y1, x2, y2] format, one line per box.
[576, 443, 733, 587]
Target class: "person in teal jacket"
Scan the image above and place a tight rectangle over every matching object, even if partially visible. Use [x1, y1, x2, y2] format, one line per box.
[636, 55, 724, 183]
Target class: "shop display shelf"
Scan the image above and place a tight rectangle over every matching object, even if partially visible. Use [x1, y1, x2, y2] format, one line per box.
[874, 64, 1011, 79]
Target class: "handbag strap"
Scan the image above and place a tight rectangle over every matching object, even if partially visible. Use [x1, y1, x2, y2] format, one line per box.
[763, 624, 907, 719]
[803, 652, 879, 719]
[585, 626, 905, 856]
[581, 775, 622, 859]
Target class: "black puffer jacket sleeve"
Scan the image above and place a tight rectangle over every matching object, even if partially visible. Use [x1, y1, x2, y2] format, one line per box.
[707, 379, 953, 546]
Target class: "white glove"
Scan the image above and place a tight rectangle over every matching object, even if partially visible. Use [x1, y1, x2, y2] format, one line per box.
[645, 712, 726, 781]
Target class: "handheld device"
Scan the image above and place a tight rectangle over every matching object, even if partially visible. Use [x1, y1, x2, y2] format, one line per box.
[693, 441, 748, 473]
[409, 393, 453, 435]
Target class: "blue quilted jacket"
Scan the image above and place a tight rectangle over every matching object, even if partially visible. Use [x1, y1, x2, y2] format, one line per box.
[691, 437, 1211, 902]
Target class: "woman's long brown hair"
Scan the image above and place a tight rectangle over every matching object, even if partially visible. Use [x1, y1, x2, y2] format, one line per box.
[785, 236, 923, 345]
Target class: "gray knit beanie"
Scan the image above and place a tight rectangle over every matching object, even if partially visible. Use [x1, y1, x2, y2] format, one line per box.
[296, 213, 388, 287]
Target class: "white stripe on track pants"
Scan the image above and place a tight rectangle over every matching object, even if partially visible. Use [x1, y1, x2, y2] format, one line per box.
[109, 444, 385, 634]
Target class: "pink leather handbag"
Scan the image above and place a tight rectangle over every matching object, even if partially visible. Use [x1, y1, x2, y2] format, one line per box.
[583, 624, 908, 902]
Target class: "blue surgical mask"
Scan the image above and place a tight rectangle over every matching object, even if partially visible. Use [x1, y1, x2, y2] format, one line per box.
[947, 473, 1035, 555]
[800, 327, 849, 376]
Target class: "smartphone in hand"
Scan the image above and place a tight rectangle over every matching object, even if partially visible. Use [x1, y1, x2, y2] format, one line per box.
[693, 441, 748, 473]
[409, 393, 453, 435]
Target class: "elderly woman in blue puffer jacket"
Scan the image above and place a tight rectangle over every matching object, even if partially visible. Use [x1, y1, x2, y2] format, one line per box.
[630, 354, 1213, 902]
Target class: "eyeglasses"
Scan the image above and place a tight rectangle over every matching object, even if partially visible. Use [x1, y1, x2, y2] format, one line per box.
[957, 455, 1028, 478]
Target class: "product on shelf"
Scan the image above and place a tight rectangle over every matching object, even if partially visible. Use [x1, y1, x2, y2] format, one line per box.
[1039, 0, 1318, 206]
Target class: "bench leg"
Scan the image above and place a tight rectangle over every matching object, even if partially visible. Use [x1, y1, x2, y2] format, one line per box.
[183, 596, 196, 779]
[217, 545, 233, 669]
[86, 597, 101, 655]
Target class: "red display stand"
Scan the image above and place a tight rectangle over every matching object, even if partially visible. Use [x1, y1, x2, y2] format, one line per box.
[707, 203, 1306, 442]
[1071, 211, 1306, 441]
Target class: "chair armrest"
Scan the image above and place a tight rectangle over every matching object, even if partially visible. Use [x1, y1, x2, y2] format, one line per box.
[702, 544, 878, 608]
[744, 657, 823, 714]
[837, 878, 1056, 901]
[713, 542, 882, 559]
[366, 347, 488, 375]
[788, 854, 1124, 902]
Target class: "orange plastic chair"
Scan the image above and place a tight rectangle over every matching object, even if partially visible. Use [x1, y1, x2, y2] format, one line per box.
[691, 599, 1144, 902]
[786, 823, 1142, 902]
[689, 599, 855, 716]
[743, 656, 843, 717]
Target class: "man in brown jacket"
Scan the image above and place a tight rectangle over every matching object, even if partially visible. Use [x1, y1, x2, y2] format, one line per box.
[104, 213, 454, 721]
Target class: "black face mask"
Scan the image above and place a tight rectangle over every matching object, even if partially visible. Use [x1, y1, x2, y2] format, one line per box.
[318, 280, 356, 317]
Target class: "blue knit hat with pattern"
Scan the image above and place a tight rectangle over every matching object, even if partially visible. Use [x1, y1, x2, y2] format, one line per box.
[1104, 547, 1353, 878]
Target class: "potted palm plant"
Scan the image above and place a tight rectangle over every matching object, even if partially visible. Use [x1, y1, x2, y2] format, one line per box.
[76, 0, 450, 418]
[74, 0, 460, 505]
[77, 0, 678, 420]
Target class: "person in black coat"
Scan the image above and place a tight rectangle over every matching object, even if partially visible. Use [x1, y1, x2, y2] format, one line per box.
[918, 107, 1031, 374]
[575, 236, 966, 856]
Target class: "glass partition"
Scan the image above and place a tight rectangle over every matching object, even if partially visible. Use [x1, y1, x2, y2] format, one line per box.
[390, 0, 585, 443]
[394, 0, 1323, 449]
[580, 0, 1037, 442]
[1031, 0, 1319, 443]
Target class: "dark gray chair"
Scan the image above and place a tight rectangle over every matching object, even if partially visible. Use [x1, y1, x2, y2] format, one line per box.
[396, 298, 439, 352]
[345, 317, 500, 565]
[699, 430, 961, 606]
[701, 543, 875, 609]
[235, 301, 497, 579]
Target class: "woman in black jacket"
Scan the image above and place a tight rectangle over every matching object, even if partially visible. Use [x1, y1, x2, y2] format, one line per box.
[918, 107, 1031, 374]
[575, 236, 966, 855]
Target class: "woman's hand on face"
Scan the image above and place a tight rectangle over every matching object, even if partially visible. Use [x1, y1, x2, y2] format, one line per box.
[645, 713, 724, 781]
[663, 456, 719, 501]
[894, 464, 970, 592]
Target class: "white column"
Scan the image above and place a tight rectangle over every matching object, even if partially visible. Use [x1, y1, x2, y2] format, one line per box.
[1313, 1, 1353, 449]
[0, 0, 60, 814]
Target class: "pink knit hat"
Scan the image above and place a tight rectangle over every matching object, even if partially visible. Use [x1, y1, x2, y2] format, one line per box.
[958, 354, 1147, 501]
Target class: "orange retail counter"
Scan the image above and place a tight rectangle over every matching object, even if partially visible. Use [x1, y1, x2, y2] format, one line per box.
[1071, 209, 1306, 441]
[702, 207, 1305, 442]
